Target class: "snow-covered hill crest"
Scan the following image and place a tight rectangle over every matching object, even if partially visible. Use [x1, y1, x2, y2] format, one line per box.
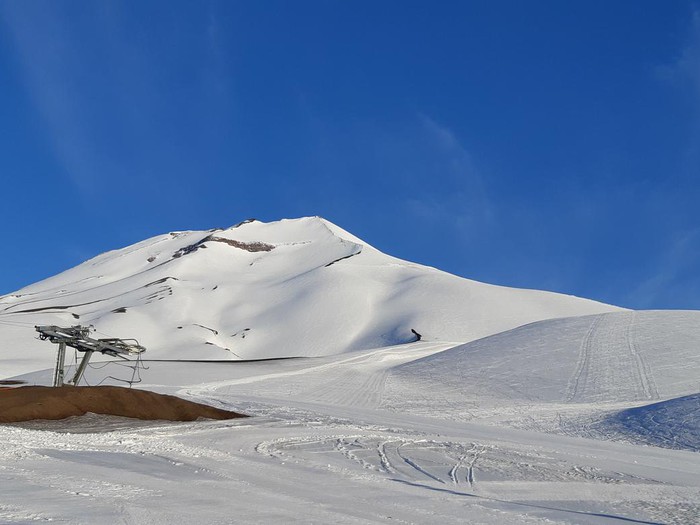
[0, 216, 621, 374]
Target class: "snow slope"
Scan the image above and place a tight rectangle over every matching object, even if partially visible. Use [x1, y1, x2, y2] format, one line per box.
[0, 216, 620, 376]
[3, 342, 699, 524]
[382, 310, 700, 448]
[594, 393, 700, 451]
[385, 310, 700, 407]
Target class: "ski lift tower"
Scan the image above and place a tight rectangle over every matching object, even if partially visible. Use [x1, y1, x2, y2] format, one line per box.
[35, 325, 146, 387]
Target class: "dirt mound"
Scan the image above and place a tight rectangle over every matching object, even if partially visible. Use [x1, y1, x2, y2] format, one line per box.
[0, 386, 246, 423]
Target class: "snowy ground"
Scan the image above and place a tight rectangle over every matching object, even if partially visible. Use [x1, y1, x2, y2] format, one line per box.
[1, 219, 697, 523]
[382, 311, 700, 444]
[2, 336, 699, 524]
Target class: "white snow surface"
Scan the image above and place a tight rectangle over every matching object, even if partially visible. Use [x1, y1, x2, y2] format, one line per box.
[1, 217, 699, 524]
[594, 393, 700, 451]
[386, 310, 700, 409]
[0, 216, 619, 376]
[383, 310, 700, 449]
[2, 341, 700, 524]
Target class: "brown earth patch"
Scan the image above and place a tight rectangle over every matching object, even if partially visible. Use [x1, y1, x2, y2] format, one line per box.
[0, 386, 246, 423]
[207, 236, 275, 252]
[171, 234, 274, 259]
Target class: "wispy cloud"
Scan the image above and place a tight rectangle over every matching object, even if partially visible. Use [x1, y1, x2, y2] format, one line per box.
[625, 7, 700, 308]
[674, 7, 700, 97]
[654, 6, 700, 105]
[204, 3, 230, 99]
[0, 3, 198, 198]
[625, 229, 700, 309]
[405, 114, 493, 238]
[0, 3, 105, 195]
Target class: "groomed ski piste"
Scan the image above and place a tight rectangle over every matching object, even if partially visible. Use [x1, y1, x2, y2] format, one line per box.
[1, 217, 699, 524]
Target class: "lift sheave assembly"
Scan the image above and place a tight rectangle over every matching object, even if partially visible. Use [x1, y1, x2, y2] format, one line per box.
[35, 325, 146, 387]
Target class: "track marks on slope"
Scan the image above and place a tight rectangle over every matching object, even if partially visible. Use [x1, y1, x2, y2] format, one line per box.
[279, 343, 457, 409]
[298, 367, 389, 409]
[394, 441, 447, 484]
[257, 435, 653, 491]
[185, 342, 455, 406]
[565, 312, 660, 403]
[566, 314, 604, 402]
[627, 312, 659, 401]
[449, 444, 484, 488]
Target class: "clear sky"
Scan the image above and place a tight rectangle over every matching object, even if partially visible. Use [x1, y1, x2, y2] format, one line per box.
[0, 1, 699, 309]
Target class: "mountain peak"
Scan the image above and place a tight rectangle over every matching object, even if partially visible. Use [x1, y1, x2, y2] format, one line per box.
[0, 217, 621, 374]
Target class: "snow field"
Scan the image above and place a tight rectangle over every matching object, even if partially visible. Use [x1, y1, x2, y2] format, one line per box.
[3, 339, 700, 524]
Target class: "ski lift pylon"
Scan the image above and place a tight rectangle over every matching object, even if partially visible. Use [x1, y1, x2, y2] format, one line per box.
[35, 325, 146, 387]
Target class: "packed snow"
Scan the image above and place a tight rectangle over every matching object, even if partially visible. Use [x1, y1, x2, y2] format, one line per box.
[1, 217, 699, 524]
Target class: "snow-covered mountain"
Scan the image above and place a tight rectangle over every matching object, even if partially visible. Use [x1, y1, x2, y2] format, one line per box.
[0, 216, 620, 374]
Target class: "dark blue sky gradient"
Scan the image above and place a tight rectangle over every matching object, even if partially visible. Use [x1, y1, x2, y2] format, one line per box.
[1, 1, 699, 309]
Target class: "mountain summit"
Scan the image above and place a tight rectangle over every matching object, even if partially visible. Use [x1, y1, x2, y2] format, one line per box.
[0, 217, 620, 372]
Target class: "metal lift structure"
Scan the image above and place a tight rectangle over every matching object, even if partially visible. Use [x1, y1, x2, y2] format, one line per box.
[35, 325, 146, 387]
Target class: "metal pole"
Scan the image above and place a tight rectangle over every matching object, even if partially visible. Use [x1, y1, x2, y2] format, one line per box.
[69, 350, 93, 386]
[52, 342, 66, 387]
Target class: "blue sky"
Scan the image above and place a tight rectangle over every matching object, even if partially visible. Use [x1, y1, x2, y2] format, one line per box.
[0, 1, 699, 309]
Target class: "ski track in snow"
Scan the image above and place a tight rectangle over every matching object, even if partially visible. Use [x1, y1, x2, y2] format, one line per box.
[565, 312, 659, 403]
[626, 311, 659, 401]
